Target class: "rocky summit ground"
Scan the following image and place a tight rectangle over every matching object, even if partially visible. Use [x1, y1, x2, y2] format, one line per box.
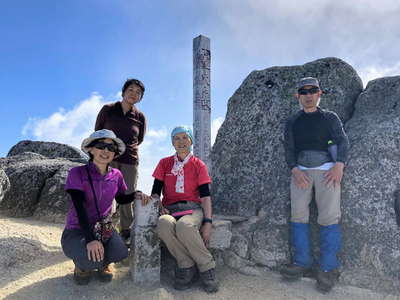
[1, 215, 399, 300]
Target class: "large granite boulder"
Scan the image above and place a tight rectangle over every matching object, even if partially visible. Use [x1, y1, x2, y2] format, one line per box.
[8, 140, 88, 162]
[33, 164, 82, 223]
[210, 58, 363, 284]
[211, 57, 400, 293]
[0, 152, 82, 222]
[339, 76, 400, 292]
[0, 168, 10, 203]
[211, 57, 363, 217]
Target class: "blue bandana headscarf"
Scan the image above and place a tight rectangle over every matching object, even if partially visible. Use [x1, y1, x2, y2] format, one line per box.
[171, 125, 194, 152]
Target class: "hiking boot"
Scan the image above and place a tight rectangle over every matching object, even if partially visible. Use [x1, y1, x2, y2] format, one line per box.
[199, 268, 219, 293]
[98, 264, 113, 282]
[316, 269, 340, 293]
[173, 266, 197, 290]
[73, 266, 91, 285]
[280, 263, 313, 280]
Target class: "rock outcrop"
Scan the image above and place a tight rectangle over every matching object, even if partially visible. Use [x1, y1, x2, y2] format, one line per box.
[0, 152, 82, 222]
[339, 76, 400, 292]
[211, 57, 400, 293]
[33, 163, 82, 222]
[8, 140, 88, 162]
[1, 236, 53, 268]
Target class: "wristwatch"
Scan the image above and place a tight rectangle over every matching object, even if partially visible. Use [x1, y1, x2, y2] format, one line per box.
[202, 218, 213, 224]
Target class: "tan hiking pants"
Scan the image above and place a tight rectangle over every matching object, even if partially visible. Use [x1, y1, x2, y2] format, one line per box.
[157, 208, 215, 272]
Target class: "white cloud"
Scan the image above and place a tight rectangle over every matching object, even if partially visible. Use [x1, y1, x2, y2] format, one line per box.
[137, 127, 171, 193]
[358, 62, 400, 86]
[210, 0, 400, 75]
[21, 93, 172, 193]
[211, 117, 224, 146]
[146, 128, 168, 139]
[22, 97, 227, 194]
[22, 93, 106, 148]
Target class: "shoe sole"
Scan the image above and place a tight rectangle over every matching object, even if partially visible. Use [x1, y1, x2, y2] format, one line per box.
[203, 284, 219, 293]
[281, 270, 311, 281]
[280, 267, 313, 281]
[173, 283, 193, 290]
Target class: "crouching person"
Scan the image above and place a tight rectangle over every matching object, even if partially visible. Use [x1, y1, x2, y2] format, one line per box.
[61, 129, 148, 285]
[151, 126, 218, 293]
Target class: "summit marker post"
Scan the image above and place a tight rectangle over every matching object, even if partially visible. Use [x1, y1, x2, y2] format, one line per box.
[193, 35, 211, 168]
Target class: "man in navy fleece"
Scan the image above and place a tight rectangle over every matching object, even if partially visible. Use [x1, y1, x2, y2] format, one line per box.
[281, 77, 349, 293]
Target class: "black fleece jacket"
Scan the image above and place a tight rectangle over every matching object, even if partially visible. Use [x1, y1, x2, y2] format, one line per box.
[284, 107, 349, 170]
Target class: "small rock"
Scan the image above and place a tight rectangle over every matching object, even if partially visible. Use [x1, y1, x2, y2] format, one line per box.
[209, 220, 232, 249]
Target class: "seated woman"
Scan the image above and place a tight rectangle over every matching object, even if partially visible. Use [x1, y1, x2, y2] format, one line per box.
[151, 126, 218, 293]
[61, 129, 148, 285]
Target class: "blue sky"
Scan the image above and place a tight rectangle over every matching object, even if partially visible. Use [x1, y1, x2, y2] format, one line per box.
[1, 0, 400, 192]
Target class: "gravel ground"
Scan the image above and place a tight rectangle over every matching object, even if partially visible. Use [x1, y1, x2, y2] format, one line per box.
[1, 215, 399, 300]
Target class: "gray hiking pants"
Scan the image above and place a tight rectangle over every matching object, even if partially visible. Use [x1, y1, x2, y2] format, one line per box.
[290, 169, 341, 226]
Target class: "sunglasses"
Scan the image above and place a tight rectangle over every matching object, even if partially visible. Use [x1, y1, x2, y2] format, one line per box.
[298, 87, 320, 95]
[93, 142, 118, 153]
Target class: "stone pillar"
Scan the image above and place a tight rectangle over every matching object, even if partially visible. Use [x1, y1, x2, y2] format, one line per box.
[130, 198, 160, 286]
[193, 35, 211, 168]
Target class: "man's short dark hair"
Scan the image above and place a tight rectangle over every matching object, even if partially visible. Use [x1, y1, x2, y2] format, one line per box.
[122, 78, 145, 99]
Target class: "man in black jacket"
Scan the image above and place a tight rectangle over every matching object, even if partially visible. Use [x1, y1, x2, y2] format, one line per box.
[281, 77, 349, 293]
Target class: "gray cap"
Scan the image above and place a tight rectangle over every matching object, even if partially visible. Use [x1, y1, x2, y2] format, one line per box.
[297, 77, 320, 90]
[81, 129, 126, 156]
